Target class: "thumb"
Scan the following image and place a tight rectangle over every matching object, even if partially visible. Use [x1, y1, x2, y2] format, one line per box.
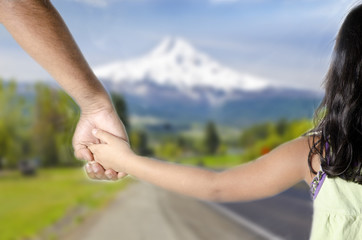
[92, 128, 116, 144]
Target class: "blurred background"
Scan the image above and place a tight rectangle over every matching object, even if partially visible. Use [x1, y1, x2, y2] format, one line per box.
[0, 0, 357, 239]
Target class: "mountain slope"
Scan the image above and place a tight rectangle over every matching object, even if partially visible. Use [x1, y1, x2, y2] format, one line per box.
[95, 37, 269, 92]
[94, 37, 322, 127]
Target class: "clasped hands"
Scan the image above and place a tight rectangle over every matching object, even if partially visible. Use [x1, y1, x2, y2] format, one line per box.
[72, 106, 128, 181]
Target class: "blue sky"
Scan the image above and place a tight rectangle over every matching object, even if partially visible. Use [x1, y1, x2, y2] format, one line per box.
[0, 0, 357, 90]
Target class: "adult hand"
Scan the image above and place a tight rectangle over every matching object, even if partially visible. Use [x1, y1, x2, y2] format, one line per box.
[73, 107, 129, 180]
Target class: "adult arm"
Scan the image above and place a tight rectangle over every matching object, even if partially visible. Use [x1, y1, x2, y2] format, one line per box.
[0, 0, 107, 112]
[0, 0, 127, 179]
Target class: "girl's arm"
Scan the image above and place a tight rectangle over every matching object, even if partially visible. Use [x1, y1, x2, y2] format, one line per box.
[89, 129, 314, 202]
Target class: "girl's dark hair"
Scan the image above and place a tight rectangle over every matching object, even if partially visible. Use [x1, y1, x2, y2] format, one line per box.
[308, 4, 362, 183]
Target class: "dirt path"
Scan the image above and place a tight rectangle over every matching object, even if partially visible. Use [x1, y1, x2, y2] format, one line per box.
[66, 181, 267, 240]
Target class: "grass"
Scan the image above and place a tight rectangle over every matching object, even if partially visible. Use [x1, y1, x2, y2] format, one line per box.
[0, 167, 131, 240]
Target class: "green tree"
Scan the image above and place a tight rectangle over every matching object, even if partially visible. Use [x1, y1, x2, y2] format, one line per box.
[276, 118, 288, 136]
[204, 121, 220, 154]
[0, 80, 32, 168]
[155, 142, 182, 161]
[239, 119, 313, 162]
[32, 84, 78, 167]
[111, 92, 130, 132]
[0, 78, 7, 168]
[130, 130, 153, 156]
[239, 122, 273, 148]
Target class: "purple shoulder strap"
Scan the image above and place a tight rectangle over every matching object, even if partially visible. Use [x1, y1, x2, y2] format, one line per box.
[326, 141, 330, 165]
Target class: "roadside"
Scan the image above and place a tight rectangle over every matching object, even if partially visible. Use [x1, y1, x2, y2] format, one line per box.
[66, 181, 268, 240]
[0, 168, 130, 240]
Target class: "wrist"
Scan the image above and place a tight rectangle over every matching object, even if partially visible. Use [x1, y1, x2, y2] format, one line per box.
[79, 92, 114, 115]
[123, 153, 142, 175]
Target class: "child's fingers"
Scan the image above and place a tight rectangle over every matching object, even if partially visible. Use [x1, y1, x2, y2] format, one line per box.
[87, 144, 99, 155]
[92, 128, 116, 144]
[117, 172, 128, 179]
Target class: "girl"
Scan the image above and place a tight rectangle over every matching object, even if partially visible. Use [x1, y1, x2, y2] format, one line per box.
[87, 4, 362, 239]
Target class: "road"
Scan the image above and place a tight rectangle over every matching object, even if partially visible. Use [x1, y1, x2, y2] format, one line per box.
[66, 181, 312, 240]
[67, 181, 269, 240]
[221, 182, 313, 240]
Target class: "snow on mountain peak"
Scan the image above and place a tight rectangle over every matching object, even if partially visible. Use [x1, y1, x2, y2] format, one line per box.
[149, 37, 191, 56]
[94, 37, 270, 92]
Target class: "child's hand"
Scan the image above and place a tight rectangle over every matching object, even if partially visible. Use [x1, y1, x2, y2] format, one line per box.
[87, 129, 135, 173]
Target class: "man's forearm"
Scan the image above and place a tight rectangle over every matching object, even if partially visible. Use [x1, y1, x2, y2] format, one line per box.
[0, 0, 111, 112]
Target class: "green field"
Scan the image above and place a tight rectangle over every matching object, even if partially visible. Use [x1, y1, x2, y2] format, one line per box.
[0, 168, 131, 240]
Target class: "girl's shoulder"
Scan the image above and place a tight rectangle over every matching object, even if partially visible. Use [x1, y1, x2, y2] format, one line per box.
[266, 136, 320, 186]
[298, 133, 322, 185]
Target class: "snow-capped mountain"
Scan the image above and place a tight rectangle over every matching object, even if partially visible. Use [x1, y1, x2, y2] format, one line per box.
[94, 37, 322, 127]
[94, 37, 270, 93]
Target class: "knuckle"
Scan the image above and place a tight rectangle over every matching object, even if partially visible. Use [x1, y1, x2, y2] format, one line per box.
[74, 151, 82, 159]
[88, 173, 96, 179]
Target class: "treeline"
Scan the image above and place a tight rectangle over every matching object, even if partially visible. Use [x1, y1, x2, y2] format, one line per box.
[239, 118, 313, 162]
[152, 118, 313, 166]
[0, 79, 130, 169]
[0, 78, 314, 169]
[0, 79, 178, 170]
[153, 121, 223, 161]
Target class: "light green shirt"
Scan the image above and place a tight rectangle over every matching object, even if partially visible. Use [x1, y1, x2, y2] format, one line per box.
[310, 176, 362, 239]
